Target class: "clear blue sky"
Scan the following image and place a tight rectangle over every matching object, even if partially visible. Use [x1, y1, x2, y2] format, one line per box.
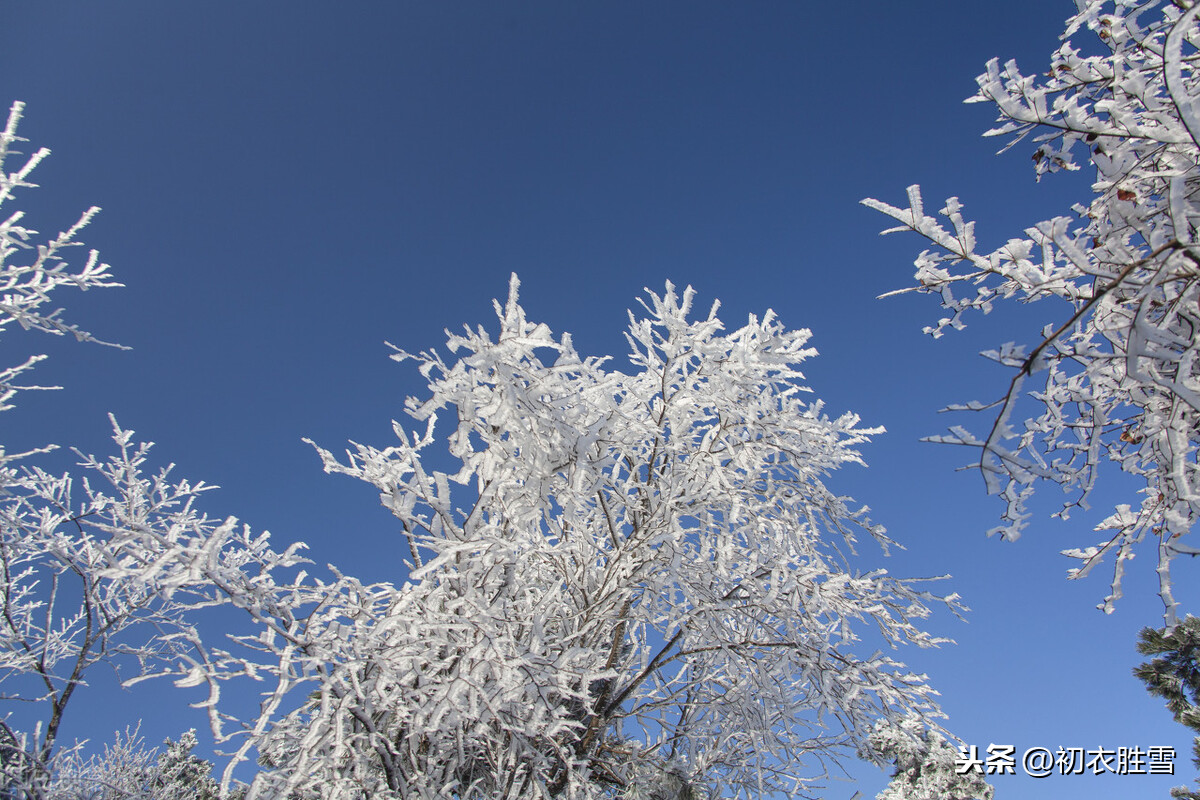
[2, 2, 1197, 797]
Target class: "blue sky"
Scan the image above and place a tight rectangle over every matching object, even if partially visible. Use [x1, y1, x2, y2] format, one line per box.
[2, 1, 1198, 797]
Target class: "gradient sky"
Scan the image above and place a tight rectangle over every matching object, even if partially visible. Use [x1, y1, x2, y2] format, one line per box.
[2, 2, 1197, 798]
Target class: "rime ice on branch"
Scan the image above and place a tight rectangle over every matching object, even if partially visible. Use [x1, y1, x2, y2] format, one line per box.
[865, 0, 1200, 626]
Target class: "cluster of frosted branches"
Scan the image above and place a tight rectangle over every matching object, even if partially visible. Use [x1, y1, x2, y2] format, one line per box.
[864, 0, 1200, 625]
[0, 101, 122, 459]
[277, 275, 962, 799]
[0, 420, 318, 795]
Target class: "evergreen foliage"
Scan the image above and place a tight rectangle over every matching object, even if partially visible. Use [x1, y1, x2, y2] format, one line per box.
[867, 717, 993, 800]
[39, 728, 243, 800]
[1136, 617, 1200, 799]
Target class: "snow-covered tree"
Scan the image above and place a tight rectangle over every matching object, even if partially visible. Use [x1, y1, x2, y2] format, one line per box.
[0, 100, 307, 799]
[45, 728, 239, 800]
[867, 716, 993, 800]
[223, 274, 964, 800]
[1136, 616, 1200, 799]
[864, 0, 1200, 625]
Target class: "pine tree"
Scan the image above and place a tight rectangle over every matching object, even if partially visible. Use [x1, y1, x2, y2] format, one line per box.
[1135, 616, 1200, 800]
[149, 730, 228, 800]
[38, 728, 244, 800]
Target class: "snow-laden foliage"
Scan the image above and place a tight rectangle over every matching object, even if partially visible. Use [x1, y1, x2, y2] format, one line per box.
[255, 274, 964, 800]
[867, 716, 993, 800]
[864, 0, 1200, 625]
[1135, 615, 1200, 799]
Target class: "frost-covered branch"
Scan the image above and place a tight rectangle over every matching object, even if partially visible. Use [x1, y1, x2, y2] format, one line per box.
[865, 0, 1200, 626]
